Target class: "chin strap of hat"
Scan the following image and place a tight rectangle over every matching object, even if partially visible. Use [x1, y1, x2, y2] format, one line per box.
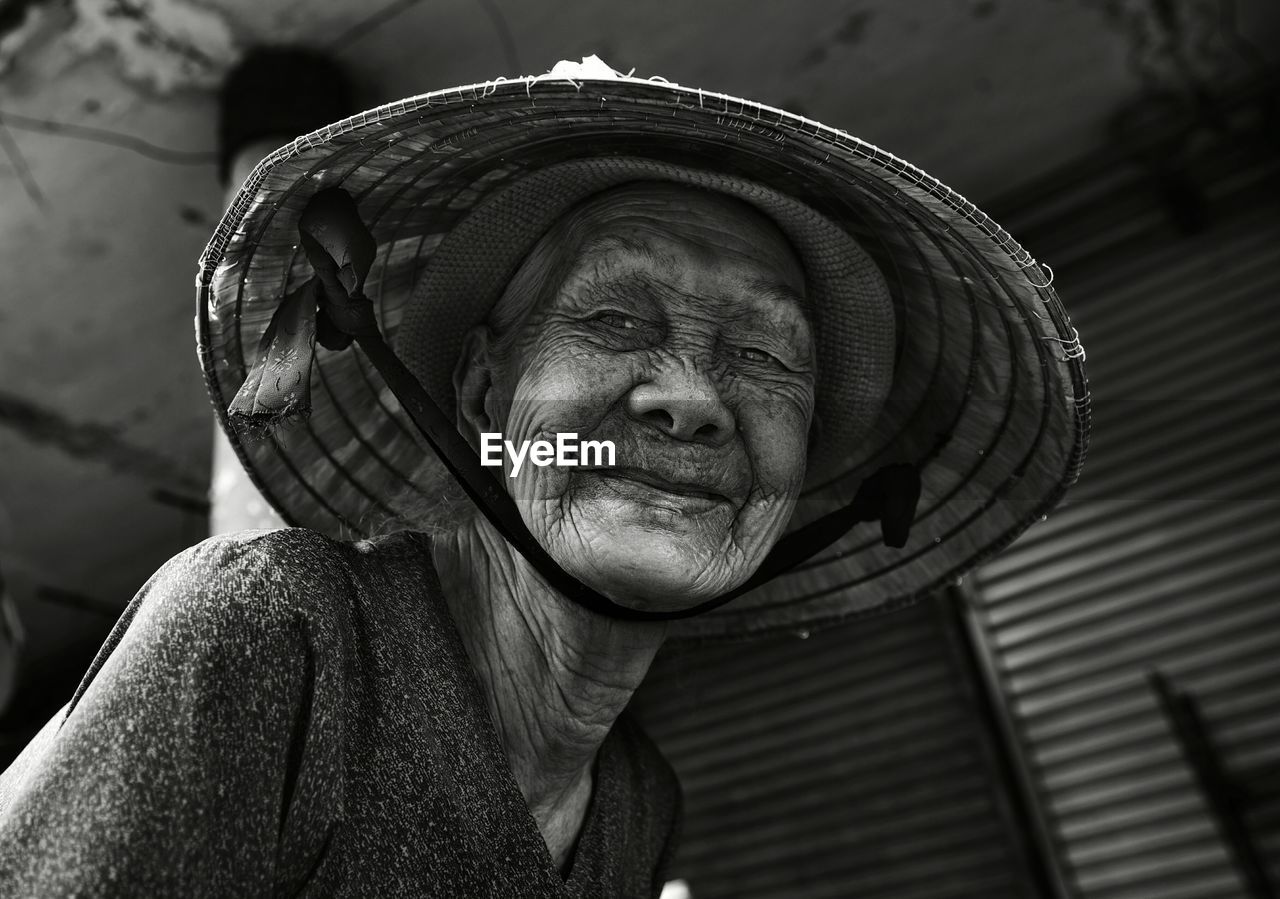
[228, 188, 922, 622]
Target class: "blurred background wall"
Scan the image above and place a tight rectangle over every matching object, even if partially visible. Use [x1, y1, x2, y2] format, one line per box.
[1, 1, 1278, 896]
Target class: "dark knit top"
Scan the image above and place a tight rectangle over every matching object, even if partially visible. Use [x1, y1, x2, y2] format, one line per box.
[0, 529, 682, 898]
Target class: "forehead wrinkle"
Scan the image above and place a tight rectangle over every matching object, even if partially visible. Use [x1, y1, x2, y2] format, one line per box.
[574, 238, 793, 307]
[565, 233, 686, 306]
[575, 270, 665, 311]
[576, 231, 681, 280]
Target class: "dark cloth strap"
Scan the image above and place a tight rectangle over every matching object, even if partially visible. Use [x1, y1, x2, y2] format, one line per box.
[228, 188, 921, 622]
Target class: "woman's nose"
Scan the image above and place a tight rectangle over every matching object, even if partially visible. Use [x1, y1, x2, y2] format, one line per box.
[626, 365, 735, 445]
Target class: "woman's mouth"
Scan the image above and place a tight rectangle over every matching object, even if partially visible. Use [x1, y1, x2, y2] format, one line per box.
[587, 467, 732, 511]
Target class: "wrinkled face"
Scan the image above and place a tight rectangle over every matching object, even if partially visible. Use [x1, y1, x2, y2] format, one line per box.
[455, 184, 816, 613]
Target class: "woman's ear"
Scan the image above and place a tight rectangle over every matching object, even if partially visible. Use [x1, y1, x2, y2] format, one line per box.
[453, 326, 496, 453]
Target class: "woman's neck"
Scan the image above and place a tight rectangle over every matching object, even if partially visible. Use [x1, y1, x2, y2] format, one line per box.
[430, 518, 668, 868]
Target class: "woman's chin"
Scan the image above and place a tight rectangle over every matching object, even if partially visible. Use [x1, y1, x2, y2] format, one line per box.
[560, 539, 743, 615]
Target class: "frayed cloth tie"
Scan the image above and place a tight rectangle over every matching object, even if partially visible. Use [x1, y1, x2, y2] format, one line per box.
[228, 189, 377, 431]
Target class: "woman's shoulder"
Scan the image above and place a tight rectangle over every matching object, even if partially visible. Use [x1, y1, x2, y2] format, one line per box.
[52, 527, 370, 740]
[70, 527, 366, 692]
[119, 527, 440, 672]
[142, 527, 357, 624]
[162, 525, 352, 583]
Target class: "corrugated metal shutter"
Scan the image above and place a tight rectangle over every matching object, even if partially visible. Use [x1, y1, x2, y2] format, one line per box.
[632, 597, 1041, 899]
[967, 137, 1280, 899]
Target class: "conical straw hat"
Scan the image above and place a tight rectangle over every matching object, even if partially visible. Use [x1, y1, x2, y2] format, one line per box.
[198, 58, 1089, 640]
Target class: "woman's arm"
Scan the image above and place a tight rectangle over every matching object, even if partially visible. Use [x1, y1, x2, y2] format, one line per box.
[0, 531, 342, 897]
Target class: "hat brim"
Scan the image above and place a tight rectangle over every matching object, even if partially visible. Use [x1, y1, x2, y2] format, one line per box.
[198, 72, 1089, 640]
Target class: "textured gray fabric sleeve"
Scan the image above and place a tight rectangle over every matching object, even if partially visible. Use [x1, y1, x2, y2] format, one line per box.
[0, 532, 340, 898]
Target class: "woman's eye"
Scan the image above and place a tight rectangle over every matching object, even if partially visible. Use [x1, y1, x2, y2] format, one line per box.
[594, 311, 638, 329]
[738, 346, 782, 366]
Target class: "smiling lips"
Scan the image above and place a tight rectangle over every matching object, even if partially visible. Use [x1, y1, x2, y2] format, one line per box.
[588, 466, 737, 508]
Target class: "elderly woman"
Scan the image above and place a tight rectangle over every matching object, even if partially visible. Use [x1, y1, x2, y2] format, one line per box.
[0, 56, 1088, 898]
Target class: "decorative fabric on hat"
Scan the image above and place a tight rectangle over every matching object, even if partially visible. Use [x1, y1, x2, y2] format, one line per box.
[198, 57, 1090, 640]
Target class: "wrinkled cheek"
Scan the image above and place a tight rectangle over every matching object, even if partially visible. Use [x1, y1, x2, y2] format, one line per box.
[507, 462, 573, 510]
[732, 409, 812, 556]
[746, 413, 813, 497]
[496, 363, 627, 538]
[719, 491, 782, 562]
[503, 358, 628, 436]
